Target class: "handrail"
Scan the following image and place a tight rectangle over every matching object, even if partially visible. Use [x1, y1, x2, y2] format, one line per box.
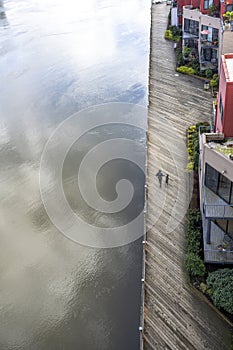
[203, 186, 233, 218]
[204, 248, 233, 253]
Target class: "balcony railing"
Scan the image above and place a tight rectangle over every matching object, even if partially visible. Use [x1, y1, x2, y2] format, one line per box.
[203, 187, 233, 218]
[204, 248, 233, 263]
[202, 215, 233, 263]
[183, 31, 199, 39]
[204, 204, 233, 218]
[200, 40, 219, 48]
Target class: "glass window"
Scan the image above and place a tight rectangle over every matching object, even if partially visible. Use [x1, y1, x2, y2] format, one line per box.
[185, 19, 199, 36]
[205, 163, 219, 193]
[230, 184, 233, 205]
[204, 0, 213, 9]
[214, 219, 227, 233]
[218, 174, 231, 203]
[204, 0, 209, 9]
[184, 19, 190, 33]
[219, 94, 224, 122]
[212, 49, 217, 59]
[226, 4, 233, 12]
[227, 220, 233, 238]
[204, 48, 212, 61]
[212, 28, 218, 41]
[207, 27, 212, 42]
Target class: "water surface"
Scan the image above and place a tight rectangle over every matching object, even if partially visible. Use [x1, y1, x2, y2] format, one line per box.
[0, 1, 150, 349]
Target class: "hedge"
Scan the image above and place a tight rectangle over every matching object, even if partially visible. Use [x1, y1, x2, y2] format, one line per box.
[207, 268, 233, 315]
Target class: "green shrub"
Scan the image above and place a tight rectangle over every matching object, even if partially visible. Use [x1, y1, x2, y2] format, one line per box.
[173, 36, 181, 42]
[205, 68, 213, 79]
[207, 269, 233, 314]
[186, 122, 210, 172]
[185, 253, 206, 277]
[177, 66, 194, 75]
[164, 29, 173, 40]
[210, 79, 217, 88]
[199, 70, 206, 78]
[186, 209, 202, 253]
[170, 25, 181, 37]
[183, 46, 190, 58]
[200, 282, 208, 294]
[186, 161, 194, 172]
[187, 209, 201, 226]
[177, 52, 184, 66]
[165, 27, 181, 42]
[187, 228, 202, 253]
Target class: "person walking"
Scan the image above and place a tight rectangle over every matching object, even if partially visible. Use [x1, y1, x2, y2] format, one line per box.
[165, 173, 169, 185]
[156, 169, 164, 188]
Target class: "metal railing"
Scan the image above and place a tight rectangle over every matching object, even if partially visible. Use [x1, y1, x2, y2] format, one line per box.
[200, 40, 218, 48]
[203, 186, 233, 218]
[204, 203, 233, 218]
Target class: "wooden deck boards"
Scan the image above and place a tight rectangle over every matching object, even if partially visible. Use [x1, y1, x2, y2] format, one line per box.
[143, 4, 233, 349]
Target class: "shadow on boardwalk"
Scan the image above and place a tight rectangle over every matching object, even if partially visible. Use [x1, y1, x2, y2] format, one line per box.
[143, 3, 233, 350]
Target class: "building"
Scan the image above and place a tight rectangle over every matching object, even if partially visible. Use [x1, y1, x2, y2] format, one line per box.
[198, 52, 233, 264]
[199, 132, 233, 263]
[182, 1, 221, 72]
[172, 0, 200, 26]
[176, 0, 233, 72]
[215, 53, 233, 136]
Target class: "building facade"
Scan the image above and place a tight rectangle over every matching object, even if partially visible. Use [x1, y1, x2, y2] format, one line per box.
[182, 3, 221, 72]
[199, 133, 233, 263]
[176, 0, 233, 72]
[215, 53, 233, 136]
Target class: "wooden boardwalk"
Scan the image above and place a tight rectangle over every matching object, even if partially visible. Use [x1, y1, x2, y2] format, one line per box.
[143, 4, 233, 350]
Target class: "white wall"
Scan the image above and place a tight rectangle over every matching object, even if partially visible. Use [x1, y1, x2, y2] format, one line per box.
[171, 7, 178, 27]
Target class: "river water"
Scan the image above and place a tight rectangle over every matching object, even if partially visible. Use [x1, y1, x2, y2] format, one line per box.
[0, 1, 150, 349]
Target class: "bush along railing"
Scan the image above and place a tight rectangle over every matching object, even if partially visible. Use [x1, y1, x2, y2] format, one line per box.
[206, 268, 233, 316]
[210, 74, 219, 97]
[185, 180, 233, 323]
[185, 209, 206, 282]
[164, 25, 181, 42]
[186, 122, 210, 172]
[177, 66, 194, 75]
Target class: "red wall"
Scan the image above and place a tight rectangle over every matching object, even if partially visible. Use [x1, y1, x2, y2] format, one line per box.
[223, 82, 233, 137]
[177, 0, 200, 11]
[215, 55, 233, 137]
[177, 0, 200, 25]
[200, 0, 220, 14]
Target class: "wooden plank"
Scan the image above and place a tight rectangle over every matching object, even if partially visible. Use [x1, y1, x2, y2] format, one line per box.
[143, 4, 233, 350]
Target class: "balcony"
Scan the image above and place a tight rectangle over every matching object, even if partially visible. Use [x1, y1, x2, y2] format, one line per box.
[202, 217, 233, 263]
[204, 187, 233, 218]
[200, 57, 218, 70]
[183, 31, 199, 40]
[200, 39, 219, 48]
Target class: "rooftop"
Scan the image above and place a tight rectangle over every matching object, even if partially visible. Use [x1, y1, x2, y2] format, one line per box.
[208, 138, 233, 158]
[226, 56, 233, 81]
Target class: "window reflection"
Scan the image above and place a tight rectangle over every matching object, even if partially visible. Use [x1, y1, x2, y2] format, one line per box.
[218, 174, 231, 203]
[205, 163, 233, 204]
[214, 219, 233, 239]
[205, 163, 219, 192]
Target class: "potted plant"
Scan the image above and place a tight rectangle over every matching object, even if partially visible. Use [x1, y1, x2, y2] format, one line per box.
[217, 243, 228, 251]
[208, 4, 219, 16]
[223, 11, 233, 28]
[183, 46, 190, 60]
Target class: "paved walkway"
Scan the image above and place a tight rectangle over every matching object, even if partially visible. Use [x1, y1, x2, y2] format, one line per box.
[143, 4, 233, 350]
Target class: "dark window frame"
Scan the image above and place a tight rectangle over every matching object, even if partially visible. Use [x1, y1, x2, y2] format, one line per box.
[205, 163, 233, 205]
[219, 94, 224, 122]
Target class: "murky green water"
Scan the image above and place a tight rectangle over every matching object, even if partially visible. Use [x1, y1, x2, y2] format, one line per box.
[0, 1, 150, 349]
